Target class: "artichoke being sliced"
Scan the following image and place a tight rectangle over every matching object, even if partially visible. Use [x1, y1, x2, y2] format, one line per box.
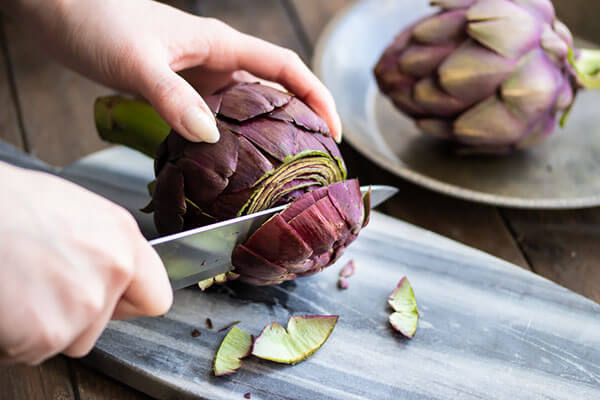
[388, 277, 419, 338]
[94, 83, 371, 287]
[213, 326, 253, 376]
[251, 315, 338, 364]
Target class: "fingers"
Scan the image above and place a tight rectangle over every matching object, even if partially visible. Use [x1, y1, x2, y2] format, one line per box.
[114, 239, 173, 320]
[61, 293, 117, 358]
[225, 32, 342, 142]
[138, 64, 220, 143]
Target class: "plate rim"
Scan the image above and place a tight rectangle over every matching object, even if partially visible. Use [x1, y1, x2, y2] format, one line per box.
[312, 0, 600, 210]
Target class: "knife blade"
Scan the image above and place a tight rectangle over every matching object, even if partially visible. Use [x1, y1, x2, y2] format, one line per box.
[151, 185, 398, 290]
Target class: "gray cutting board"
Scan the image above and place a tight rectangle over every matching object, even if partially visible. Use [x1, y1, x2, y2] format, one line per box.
[2, 142, 599, 399]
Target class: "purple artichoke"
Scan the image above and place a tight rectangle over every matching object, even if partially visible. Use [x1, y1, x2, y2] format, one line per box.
[232, 180, 368, 286]
[94, 83, 369, 287]
[374, 0, 600, 152]
[144, 83, 346, 234]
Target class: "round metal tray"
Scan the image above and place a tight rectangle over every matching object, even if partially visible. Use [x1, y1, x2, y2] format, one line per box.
[313, 0, 600, 209]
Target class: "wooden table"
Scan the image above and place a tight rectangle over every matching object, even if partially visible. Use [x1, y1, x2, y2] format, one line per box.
[1, 1, 598, 398]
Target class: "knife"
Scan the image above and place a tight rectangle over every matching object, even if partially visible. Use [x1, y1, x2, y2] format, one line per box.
[151, 185, 398, 290]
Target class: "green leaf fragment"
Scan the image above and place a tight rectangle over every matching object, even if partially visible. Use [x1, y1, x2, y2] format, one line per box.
[251, 315, 338, 364]
[198, 278, 215, 291]
[213, 326, 253, 376]
[198, 272, 239, 291]
[388, 277, 419, 338]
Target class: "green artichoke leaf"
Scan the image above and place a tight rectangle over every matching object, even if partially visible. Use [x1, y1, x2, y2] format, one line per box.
[251, 315, 338, 364]
[388, 277, 419, 338]
[213, 326, 253, 376]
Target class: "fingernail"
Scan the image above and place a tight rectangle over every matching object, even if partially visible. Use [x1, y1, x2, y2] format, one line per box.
[334, 114, 343, 143]
[182, 106, 220, 143]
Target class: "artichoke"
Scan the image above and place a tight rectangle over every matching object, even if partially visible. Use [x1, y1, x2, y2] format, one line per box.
[232, 179, 368, 285]
[145, 83, 346, 234]
[95, 83, 368, 286]
[374, 0, 600, 152]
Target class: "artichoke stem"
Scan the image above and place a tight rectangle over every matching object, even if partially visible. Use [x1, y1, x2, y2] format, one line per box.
[571, 48, 600, 90]
[94, 96, 171, 158]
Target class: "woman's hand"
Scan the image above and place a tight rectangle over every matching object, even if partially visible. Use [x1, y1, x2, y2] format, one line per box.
[0, 163, 172, 365]
[4, 0, 342, 143]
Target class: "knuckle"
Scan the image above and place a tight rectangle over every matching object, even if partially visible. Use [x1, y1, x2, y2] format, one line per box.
[109, 258, 135, 285]
[80, 291, 105, 317]
[283, 49, 301, 63]
[37, 325, 67, 354]
[112, 206, 139, 235]
[152, 75, 181, 107]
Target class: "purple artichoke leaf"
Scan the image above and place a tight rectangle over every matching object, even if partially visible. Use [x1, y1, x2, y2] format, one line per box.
[217, 82, 290, 121]
[224, 136, 274, 194]
[232, 245, 295, 281]
[243, 214, 313, 264]
[150, 162, 187, 234]
[268, 97, 330, 134]
[339, 259, 356, 278]
[327, 180, 364, 230]
[288, 206, 340, 255]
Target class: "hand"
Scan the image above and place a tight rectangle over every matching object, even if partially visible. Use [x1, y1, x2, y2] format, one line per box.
[0, 163, 172, 365]
[3, 0, 342, 143]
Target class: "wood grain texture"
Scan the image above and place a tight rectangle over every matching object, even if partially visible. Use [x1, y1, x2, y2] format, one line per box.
[192, 0, 308, 60]
[553, 0, 600, 43]
[0, 357, 75, 400]
[0, 17, 23, 149]
[3, 20, 111, 166]
[503, 208, 600, 303]
[70, 360, 152, 400]
[287, 0, 354, 45]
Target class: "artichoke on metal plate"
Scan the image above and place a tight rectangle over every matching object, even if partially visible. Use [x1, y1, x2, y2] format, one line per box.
[95, 83, 368, 286]
[374, 0, 600, 153]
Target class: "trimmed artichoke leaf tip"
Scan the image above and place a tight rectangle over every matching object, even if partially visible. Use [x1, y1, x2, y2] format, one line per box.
[388, 277, 419, 338]
[251, 315, 339, 364]
[213, 326, 253, 376]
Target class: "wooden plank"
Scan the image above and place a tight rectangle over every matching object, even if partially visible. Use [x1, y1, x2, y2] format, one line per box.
[0, 357, 76, 400]
[341, 144, 530, 269]
[553, 0, 600, 43]
[288, 0, 529, 269]
[192, 0, 308, 60]
[286, 0, 354, 46]
[0, 17, 23, 149]
[3, 20, 112, 166]
[70, 360, 152, 400]
[502, 208, 600, 303]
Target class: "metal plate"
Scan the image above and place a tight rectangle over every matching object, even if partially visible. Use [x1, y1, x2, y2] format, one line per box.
[313, 0, 600, 209]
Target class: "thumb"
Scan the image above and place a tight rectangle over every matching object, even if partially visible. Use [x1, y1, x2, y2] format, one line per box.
[138, 64, 220, 143]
